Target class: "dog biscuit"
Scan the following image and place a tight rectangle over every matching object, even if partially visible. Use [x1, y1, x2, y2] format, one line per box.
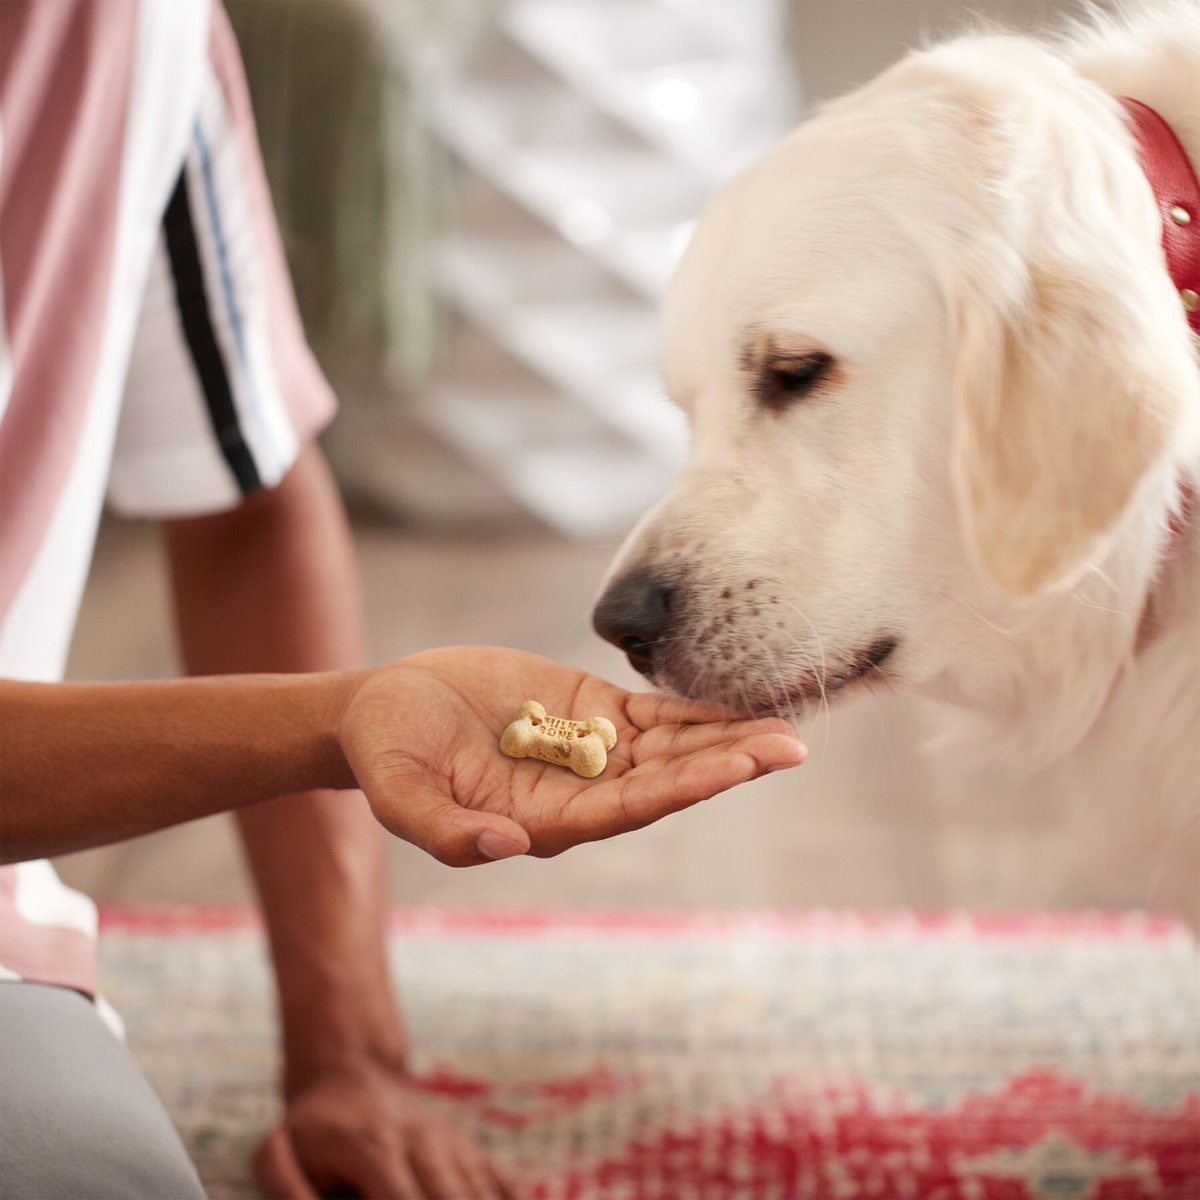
[499, 700, 618, 779]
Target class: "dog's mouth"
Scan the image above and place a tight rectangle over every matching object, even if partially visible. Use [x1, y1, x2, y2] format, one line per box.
[758, 634, 899, 714]
[650, 633, 900, 715]
[827, 635, 899, 690]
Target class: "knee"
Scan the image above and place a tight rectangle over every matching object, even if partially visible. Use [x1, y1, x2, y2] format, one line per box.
[1, 1094, 207, 1200]
[0, 984, 206, 1200]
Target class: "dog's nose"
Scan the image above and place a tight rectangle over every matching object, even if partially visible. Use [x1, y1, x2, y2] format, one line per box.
[592, 571, 675, 678]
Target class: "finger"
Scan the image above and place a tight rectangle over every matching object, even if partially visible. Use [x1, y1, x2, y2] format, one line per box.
[629, 716, 799, 764]
[252, 1128, 321, 1200]
[535, 730, 805, 851]
[410, 1139, 476, 1200]
[623, 690, 754, 729]
[434, 1134, 525, 1200]
[637, 730, 807, 808]
[460, 1154, 499, 1200]
[488, 1157, 528, 1200]
[459, 1144, 520, 1200]
[376, 776, 531, 867]
[344, 1147, 423, 1200]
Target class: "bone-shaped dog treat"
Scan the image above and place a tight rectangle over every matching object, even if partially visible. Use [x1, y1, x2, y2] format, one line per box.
[499, 700, 618, 779]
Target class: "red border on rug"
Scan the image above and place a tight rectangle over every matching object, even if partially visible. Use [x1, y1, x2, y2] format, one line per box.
[98, 905, 1194, 941]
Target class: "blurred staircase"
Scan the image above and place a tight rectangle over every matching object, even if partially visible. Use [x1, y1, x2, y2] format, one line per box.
[418, 0, 799, 534]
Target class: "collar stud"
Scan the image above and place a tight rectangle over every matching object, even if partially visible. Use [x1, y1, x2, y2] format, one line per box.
[1120, 98, 1200, 336]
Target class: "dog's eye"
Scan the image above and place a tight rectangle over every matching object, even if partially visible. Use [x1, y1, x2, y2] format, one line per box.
[759, 353, 834, 409]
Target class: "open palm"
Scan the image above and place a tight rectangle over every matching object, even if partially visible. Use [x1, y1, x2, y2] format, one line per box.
[340, 646, 806, 866]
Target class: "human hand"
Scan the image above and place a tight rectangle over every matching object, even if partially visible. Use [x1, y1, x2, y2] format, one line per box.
[253, 1056, 521, 1200]
[339, 646, 806, 866]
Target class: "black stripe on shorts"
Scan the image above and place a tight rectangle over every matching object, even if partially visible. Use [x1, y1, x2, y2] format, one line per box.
[162, 166, 262, 494]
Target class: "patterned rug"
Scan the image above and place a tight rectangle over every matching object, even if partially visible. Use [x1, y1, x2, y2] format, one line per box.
[98, 908, 1200, 1200]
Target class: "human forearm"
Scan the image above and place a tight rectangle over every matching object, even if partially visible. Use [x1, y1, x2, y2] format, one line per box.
[165, 445, 404, 1088]
[0, 672, 355, 862]
[235, 791, 405, 1091]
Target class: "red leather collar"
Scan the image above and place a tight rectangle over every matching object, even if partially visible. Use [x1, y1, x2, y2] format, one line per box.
[1119, 100, 1196, 653]
[1119, 96, 1200, 338]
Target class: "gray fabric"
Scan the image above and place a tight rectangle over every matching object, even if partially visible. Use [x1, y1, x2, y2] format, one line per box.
[0, 982, 206, 1200]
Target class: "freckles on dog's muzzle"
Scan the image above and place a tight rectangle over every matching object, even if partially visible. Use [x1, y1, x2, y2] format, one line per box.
[592, 570, 676, 678]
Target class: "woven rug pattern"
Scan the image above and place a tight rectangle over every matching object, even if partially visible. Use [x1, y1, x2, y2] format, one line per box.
[98, 909, 1200, 1200]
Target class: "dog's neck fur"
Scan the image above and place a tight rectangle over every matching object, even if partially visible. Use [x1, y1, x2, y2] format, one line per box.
[921, 4, 1200, 773]
[1061, 3, 1200, 756]
[1070, 1, 1200, 169]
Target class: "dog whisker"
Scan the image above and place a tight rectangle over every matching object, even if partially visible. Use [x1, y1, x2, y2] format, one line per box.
[954, 596, 1023, 640]
[1065, 592, 1134, 620]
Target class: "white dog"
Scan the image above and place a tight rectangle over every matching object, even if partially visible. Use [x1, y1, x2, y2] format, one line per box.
[594, 3, 1200, 908]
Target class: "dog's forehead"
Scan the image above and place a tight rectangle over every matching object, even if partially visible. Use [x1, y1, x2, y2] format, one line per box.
[663, 151, 939, 382]
[662, 38, 1024, 371]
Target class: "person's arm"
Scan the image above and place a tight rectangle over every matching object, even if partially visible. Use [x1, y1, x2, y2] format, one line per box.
[163, 444, 510, 1199]
[1, 646, 807, 865]
[159, 445, 804, 1200]
[164, 445, 404, 1100]
[1, 453, 805, 1199]
[0, 670, 352, 860]
[0, 648, 806, 866]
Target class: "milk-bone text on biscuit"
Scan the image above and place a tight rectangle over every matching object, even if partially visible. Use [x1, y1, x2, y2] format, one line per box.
[499, 700, 618, 779]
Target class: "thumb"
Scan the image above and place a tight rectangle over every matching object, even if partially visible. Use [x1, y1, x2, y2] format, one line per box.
[374, 781, 531, 867]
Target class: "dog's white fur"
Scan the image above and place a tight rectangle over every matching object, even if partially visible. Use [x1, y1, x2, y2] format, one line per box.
[604, 5, 1200, 825]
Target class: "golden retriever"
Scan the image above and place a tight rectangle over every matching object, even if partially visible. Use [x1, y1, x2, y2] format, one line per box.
[594, 2, 1200, 912]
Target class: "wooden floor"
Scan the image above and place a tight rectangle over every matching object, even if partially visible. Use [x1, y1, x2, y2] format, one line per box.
[56, 515, 1192, 918]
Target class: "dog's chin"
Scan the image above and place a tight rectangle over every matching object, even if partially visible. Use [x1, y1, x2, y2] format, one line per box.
[648, 635, 900, 717]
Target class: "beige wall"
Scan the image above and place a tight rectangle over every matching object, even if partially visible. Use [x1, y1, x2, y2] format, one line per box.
[790, 0, 1068, 108]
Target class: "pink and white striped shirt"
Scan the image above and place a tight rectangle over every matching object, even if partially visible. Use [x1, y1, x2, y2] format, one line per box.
[0, 0, 336, 997]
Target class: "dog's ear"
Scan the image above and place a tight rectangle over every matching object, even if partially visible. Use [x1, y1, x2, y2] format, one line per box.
[950, 174, 1194, 597]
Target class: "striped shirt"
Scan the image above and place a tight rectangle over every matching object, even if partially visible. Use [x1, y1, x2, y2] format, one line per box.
[0, 0, 336, 997]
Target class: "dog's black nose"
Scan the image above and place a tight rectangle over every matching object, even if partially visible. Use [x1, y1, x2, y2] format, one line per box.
[592, 571, 675, 678]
